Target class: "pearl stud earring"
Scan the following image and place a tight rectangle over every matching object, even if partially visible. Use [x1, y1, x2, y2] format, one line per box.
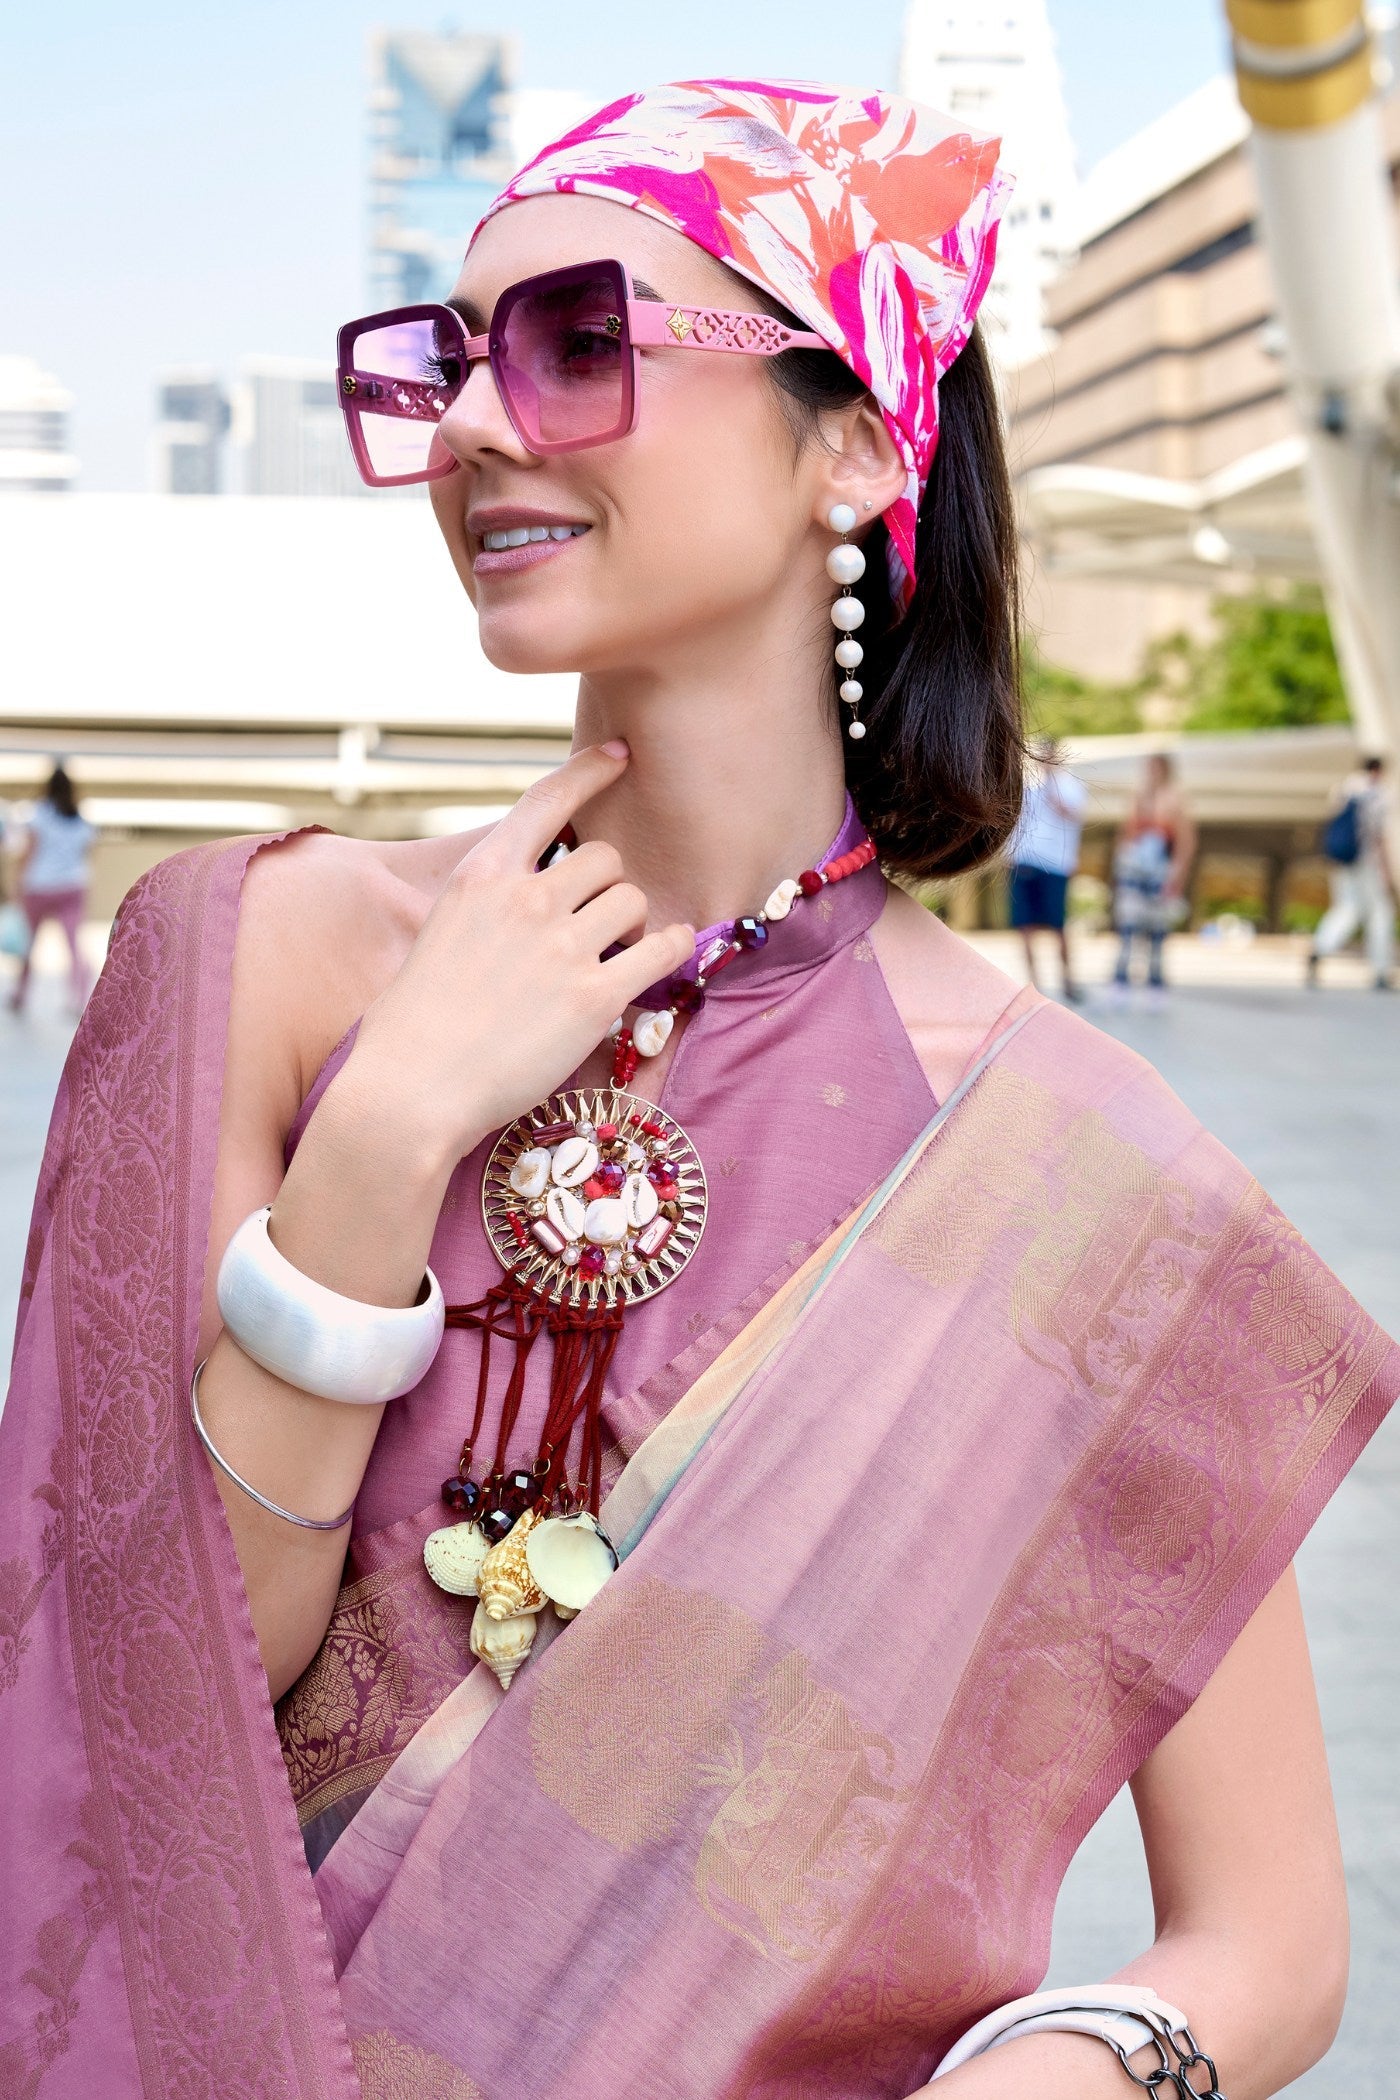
[826, 502, 867, 741]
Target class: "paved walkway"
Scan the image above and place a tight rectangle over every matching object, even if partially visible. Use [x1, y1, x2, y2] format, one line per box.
[2, 942, 1396, 2093]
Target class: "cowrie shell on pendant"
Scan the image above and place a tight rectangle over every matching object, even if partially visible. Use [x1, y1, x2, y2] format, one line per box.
[545, 1187, 586, 1241]
[763, 877, 800, 921]
[583, 1196, 629, 1246]
[509, 1147, 552, 1200]
[423, 1520, 490, 1597]
[624, 1171, 659, 1228]
[631, 1008, 673, 1059]
[551, 1136, 599, 1187]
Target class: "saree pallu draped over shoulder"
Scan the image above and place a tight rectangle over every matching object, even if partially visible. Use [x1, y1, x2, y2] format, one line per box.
[2, 836, 1397, 2100]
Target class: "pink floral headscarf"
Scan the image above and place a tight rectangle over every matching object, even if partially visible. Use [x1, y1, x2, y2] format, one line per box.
[474, 79, 1012, 616]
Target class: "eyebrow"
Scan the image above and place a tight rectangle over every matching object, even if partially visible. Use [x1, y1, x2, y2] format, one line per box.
[448, 274, 665, 330]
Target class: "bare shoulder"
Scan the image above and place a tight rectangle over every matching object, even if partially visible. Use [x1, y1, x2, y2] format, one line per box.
[232, 821, 496, 1114]
[872, 881, 1026, 1102]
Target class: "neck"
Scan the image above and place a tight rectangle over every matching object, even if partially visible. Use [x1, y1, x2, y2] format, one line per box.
[569, 654, 851, 935]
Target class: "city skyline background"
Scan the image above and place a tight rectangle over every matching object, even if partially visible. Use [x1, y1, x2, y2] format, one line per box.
[4, 0, 1231, 490]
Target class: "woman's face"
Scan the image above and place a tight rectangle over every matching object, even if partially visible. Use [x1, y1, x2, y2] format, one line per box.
[430, 194, 837, 679]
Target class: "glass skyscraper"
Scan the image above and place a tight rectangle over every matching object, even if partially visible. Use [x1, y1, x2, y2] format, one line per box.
[369, 32, 518, 309]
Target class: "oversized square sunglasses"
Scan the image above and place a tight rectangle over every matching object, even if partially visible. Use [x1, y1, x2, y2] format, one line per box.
[336, 256, 828, 486]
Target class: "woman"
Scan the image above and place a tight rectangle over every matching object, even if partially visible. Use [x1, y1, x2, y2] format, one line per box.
[1109, 752, 1196, 1005]
[6, 761, 96, 1016]
[2, 84, 1394, 2100]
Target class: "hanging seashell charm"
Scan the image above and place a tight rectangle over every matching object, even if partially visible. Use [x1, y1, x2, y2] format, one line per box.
[423, 1520, 491, 1597]
[470, 1598, 536, 1689]
[525, 1511, 619, 1615]
[477, 1505, 549, 1622]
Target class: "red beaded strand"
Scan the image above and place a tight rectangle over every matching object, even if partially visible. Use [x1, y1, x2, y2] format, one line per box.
[606, 835, 877, 1088]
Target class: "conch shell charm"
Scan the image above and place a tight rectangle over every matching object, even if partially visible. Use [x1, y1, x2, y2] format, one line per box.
[477, 1505, 549, 1622]
[470, 1599, 536, 1689]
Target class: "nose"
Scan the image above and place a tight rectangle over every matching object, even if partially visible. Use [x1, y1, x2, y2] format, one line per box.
[436, 353, 534, 470]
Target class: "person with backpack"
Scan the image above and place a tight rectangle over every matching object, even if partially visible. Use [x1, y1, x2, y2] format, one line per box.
[1307, 754, 1394, 989]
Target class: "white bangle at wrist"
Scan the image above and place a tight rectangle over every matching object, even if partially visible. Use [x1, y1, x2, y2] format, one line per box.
[216, 1205, 445, 1405]
[932, 1985, 1222, 2094]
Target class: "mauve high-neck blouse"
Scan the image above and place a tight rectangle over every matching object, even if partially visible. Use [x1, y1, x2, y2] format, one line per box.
[285, 803, 938, 1539]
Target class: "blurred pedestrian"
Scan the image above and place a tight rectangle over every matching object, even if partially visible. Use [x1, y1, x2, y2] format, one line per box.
[7, 763, 97, 1017]
[1006, 733, 1087, 1001]
[1307, 755, 1394, 990]
[1109, 752, 1196, 1007]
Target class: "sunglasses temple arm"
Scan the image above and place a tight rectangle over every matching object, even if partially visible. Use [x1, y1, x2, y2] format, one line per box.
[341, 334, 490, 420]
[624, 300, 827, 354]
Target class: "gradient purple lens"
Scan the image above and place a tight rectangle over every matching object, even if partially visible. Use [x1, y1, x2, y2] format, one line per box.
[347, 315, 462, 480]
[496, 267, 630, 448]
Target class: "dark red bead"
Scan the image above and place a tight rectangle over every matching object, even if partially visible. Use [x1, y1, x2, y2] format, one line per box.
[531, 1120, 575, 1146]
[480, 1506, 515, 1546]
[646, 1160, 679, 1198]
[798, 869, 824, 897]
[501, 1468, 535, 1517]
[578, 1245, 606, 1278]
[441, 1476, 481, 1518]
[735, 916, 768, 950]
[670, 979, 703, 1014]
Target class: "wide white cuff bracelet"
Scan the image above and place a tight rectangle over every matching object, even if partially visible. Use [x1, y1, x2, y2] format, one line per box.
[216, 1206, 445, 1405]
[932, 1984, 1193, 2078]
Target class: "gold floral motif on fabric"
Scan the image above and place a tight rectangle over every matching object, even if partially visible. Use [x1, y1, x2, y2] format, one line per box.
[277, 1553, 477, 1826]
[529, 1575, 908, 1961]
[352, 2029, 485, 2099]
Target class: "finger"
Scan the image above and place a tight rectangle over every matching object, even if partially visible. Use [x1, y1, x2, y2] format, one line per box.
[494, 742, 630, 867]
[573, 882, 650, 957]
[539, 837, 625, 912]
[599, 922, 696, 1006]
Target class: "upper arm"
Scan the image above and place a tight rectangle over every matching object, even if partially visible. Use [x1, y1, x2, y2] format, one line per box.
[1130, 1568, 1346, 1967]
[196, 836, 397, 1358]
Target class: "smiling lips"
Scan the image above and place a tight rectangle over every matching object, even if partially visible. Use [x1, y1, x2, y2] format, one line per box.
[471, 519, 592, 575]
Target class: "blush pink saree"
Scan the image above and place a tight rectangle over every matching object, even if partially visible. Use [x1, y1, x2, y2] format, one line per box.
[2, 836, 1396, 2100]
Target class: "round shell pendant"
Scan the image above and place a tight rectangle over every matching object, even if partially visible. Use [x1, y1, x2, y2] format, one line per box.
[525, 1512, 619, 1613]
[481, 1088, 708, 1308]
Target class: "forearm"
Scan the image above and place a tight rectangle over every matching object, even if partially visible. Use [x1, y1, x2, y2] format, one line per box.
[914, 1923, 1345, 2100]
[199, 1049, 476, 1699]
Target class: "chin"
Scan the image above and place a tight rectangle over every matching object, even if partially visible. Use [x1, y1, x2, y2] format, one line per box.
[474, 598, 601, 676]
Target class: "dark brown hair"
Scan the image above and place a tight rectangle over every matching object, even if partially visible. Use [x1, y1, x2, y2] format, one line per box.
[45, 763, 80, 821]
[760, 309, 1024, 881]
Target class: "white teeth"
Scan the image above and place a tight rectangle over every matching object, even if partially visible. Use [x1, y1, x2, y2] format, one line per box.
[481, 523, 590, 552]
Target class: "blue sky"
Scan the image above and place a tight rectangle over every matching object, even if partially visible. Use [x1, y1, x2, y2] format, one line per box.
[2, 1, 1230, 489]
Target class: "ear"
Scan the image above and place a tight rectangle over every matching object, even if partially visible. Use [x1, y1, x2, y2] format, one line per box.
[812, 398, 907, 531]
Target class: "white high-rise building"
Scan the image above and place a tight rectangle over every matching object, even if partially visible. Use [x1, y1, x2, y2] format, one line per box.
[899, 0, 1078, 369]
[0, 357, 77, 493]
[232, 359, 367, 499]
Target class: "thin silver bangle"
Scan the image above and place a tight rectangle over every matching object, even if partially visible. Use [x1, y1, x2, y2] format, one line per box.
[190, 1360, 355, 1532]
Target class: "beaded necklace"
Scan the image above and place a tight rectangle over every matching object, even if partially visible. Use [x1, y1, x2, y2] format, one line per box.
[423, 820, 879, 1686]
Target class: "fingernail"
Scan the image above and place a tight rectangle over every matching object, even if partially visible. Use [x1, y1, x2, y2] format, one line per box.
[600, 738, 629, 758]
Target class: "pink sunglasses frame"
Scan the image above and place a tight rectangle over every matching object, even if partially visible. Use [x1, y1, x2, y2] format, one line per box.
[336, 256, 828, 486]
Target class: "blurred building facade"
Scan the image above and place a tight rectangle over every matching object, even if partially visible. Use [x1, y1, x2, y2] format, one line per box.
[899, 0, 1078, 370]
[232, 359, 366, 498]
[369, 31, 517, 309]
[153, 369, 230, 495]
[0, 356, 77, 493]
[1012, 77, 1400, 683]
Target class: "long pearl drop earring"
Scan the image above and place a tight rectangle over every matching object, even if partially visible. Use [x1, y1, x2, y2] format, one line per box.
[826, 502, 867, 741]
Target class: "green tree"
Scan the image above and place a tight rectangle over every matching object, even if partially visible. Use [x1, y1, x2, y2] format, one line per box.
[1182, 589, 1349, 731]
[1021, 643, 1143, 738]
